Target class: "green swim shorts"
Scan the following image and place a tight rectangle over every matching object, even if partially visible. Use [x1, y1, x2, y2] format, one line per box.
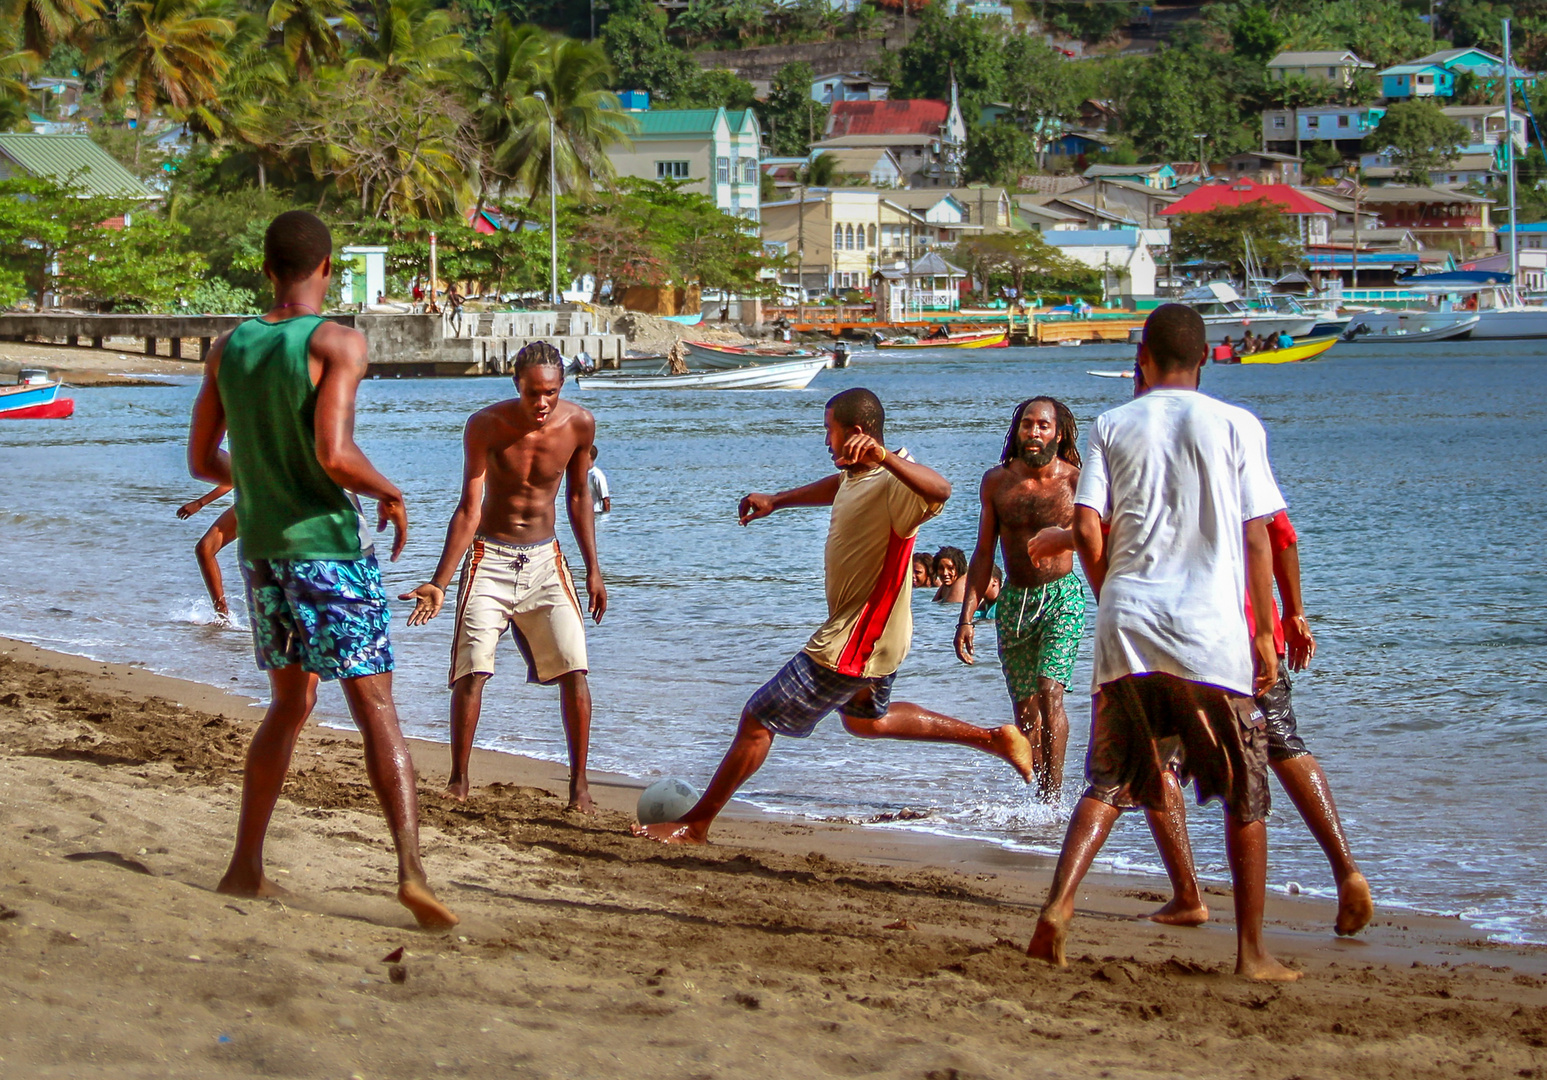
[995, 573, 1085, 697]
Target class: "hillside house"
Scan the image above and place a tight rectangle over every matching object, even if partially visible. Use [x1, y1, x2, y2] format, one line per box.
[1380, 63, 1455, 100]
[810, 72, 889, 105]
[1266, 50, 1374, 88]
[822, 94, 967, 187]
[606, 108, 762, 222]
[1160, 178, 1334, 246]
[760, 189, 931, 295]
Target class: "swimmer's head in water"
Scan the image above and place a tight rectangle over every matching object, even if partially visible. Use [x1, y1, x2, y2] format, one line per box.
[1002, 396, 1080, 470]
[912, 552, 935, 587]
[514, 342, 565, 423]
[263, 210, 332, 285]
[933, 546, 967, 584]
[1140, 304, 1208, 374]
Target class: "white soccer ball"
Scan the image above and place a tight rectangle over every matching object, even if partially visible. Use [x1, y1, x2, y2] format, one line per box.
[637, 778, 700, 825]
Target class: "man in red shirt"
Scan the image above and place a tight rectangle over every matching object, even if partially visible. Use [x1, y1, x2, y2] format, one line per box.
[1139, 509, 1373, 937]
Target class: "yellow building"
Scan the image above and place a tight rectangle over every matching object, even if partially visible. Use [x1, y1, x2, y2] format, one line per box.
[760, 190, 933, 296]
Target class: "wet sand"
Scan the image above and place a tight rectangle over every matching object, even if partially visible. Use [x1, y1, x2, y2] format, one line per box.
[0, 340, 203, 385]
[3, 635, 1546, 1078]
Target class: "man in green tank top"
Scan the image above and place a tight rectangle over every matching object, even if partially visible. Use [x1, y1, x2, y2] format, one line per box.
[188, 210, 457, 930]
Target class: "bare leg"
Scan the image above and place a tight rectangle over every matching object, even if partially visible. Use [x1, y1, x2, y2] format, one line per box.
[557, 671, 594, 813]
[1142, 769, 1209, 926]
[339, 672, 458, 929]
[632, 711, 773, 844]
[1034, 677, 1069, 798]
[445, 672, 489, 801]
[217, 664, 316, 899]
[195, 508, 237, 620]
[842, 695, 1035, 783]
[1225, 813, 1299, 981]
[1028, 796, 1122, 966]
[1273, 754, 1371, 935]
[1012, 696, 1045, 786]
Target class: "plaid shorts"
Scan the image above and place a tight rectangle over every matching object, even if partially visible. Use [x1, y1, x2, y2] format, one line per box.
[241, 554, 394, 681]
[744, 651, 894, 738]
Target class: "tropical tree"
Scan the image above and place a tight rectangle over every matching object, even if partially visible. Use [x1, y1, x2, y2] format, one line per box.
[347, 0, 468, 83]
[892, 6, 1004, 117]
[0, 28, 40, 130]
[954, 231, 1094, 303]
[88, 0, 233, 136]
[4, 0, 101, 59]
[756, 61, 827, 157]
[1171, 200, 1303, 278]
[1378, 99, 1470, 185]
[1001, 34, 1078, 167]
[600, 6, 699, 104]
[461, 17, 547, 214]
[266, 0, 345, 78]
[964, 123, 1034, 186]
[491, 34, 636, 207]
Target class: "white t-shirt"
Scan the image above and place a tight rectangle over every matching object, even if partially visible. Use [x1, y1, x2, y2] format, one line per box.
[1074, 388, 1286, 696]
[588, 466, 609, 512]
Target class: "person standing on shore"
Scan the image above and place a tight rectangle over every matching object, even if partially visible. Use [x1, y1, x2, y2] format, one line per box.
[588, 447, 611, 514]
[1027, 304, 1297, 981]
[632, 388, 1036, 846]
[187, 210, 457, 930]
[955, 397, 1084, 801]
[176, 484, 238, 622]
[400, 342, 605, 810]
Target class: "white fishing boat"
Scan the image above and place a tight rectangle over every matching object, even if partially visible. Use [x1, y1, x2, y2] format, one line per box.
[683, 340, 832, 368]
[1342, 310, 1480, 342]
[1175, 281, 1318, 343]
[579, 355, 829, 391]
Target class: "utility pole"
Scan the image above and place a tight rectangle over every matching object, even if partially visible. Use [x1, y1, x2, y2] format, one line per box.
[1505, 17, 1521, 288]
[1194, 132, 1208, 178]
[1351, 171, 1361, 289]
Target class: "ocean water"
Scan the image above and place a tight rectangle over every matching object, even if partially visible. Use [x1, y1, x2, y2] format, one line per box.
[1, 342, 1543, 940]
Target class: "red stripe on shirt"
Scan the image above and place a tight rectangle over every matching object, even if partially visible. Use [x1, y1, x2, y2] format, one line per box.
[835, 530, 915, 677]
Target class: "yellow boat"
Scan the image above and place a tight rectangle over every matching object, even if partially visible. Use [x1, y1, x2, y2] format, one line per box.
[1237, 335, 1338, 365]
[877, 330, 1008, 349]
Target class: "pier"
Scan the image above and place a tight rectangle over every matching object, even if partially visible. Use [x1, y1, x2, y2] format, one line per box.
[0, 310, 628, 376]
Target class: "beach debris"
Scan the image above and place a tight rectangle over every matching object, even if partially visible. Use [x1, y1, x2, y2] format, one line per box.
[0, 692, 20, 707]
[381, 947, 405, 963]
[224, 904, 248, 917]
[730, 991, 760, 1010]
[388, 964, 408, 984]
[883, 919, 916, 931]
[1286, 881, 1302, 895]
[63, 850, 153, 875]
[0, 905, 18, 921]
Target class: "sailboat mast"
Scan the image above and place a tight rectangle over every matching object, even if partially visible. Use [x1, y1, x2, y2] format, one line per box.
[1505, 18, 1521, 288]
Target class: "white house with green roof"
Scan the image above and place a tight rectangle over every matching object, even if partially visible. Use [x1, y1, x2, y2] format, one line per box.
[607, 107, 762, 223]
[0, 132, 153, 200]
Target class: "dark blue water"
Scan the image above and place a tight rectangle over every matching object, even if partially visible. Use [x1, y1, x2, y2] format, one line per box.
[1, 341, 1543, 938]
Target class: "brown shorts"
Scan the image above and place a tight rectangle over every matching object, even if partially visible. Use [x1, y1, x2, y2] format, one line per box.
[1084, 672, 1270, 824]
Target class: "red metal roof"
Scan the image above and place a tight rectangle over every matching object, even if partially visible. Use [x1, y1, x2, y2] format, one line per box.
[827, 99, 949, 138]
[1160, 178, 1331, 217]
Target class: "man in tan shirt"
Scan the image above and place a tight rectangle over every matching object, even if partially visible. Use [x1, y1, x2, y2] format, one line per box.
[633, 388, 1035, 845]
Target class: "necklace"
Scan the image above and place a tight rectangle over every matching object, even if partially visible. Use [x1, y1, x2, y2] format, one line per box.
[269, 301, 318, 317]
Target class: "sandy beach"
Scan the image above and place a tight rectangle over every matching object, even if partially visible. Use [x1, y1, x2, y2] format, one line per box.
[2, 636, 1546, 1079]
[0, 339, 204, 386]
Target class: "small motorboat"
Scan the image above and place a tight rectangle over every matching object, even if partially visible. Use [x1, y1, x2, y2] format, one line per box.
[0, 379, 74, 419]
[1341, 312, 1480, 343]
[1234, 335, 1339, 365]
[1087, 369, 1134, 379]
[683, 340, 832, 368]
[579, 355, 829, 391]
[876, 330, 1008, 349]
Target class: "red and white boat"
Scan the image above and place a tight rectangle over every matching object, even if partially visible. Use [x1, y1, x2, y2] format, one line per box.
[0, 380, 75, 419]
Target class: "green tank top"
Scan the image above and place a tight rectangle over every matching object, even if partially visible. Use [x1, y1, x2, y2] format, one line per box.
[216, 315, 367, 561]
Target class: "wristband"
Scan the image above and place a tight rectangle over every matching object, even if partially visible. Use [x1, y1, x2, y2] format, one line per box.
[878, 446, 888, 464]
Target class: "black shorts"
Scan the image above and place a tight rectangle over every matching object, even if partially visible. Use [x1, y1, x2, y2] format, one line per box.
[1085, 672, 1270, 824]
[1257, 670, 1309, 762]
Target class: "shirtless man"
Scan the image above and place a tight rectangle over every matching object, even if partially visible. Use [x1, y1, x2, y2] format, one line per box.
[955, 398, 1084, 799]
[401, 341, 605, 810]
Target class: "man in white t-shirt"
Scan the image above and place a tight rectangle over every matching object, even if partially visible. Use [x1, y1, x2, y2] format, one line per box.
[1027, 303, 1300, 982]
[588, 446, 610, 514]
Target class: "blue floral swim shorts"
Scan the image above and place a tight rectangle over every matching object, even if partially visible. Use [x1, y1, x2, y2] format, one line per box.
[241, 554, 394, 680]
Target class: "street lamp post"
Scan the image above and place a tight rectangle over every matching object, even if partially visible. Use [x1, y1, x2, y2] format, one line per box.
[1193, 133, 1208, 177]
[534, 91, 560, 308]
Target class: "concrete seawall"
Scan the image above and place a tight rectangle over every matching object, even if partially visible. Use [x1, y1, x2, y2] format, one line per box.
[0, 311, 628, 376]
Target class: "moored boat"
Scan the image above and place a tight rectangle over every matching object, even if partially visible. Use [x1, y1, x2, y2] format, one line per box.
[578, 355, 829, 391]
[1174, 282, 1318, 343]
[683, 340, 832, 368]
[875, 330, 1008, 349]
[1342, 312, 1480, 342]
[0, 380, 74, 419]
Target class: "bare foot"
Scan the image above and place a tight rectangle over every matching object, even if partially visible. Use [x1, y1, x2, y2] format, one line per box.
[1026, 908, 1069, 967]
[991, 724, 1036, 784]
[1236, 953, 1303, 982]
[567, 788, 596, 814]
[1146, 898, 1209, 927]
[216, 870, 293, 901]
[631, 820, 707, 845]
[399, 879, 459, 930]
[442, 777, 470, 803]
[1335, 872, 1373, 937]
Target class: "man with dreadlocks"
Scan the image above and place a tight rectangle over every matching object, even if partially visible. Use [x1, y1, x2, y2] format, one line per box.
[956, 397, 1085, 800]
[401, 341, 606, 811]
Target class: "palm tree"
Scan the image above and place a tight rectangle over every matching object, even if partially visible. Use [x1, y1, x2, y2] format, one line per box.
[4, 0, 101, 60]
[187, 11, 287, 186]
[494, 34, 637, 207]
[461, 17, 546, 216]
[348, 0, 468, 83]
[89, 0, 233, 139]
[0, 28, 40, 130]
[267, 0, 345, 79]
